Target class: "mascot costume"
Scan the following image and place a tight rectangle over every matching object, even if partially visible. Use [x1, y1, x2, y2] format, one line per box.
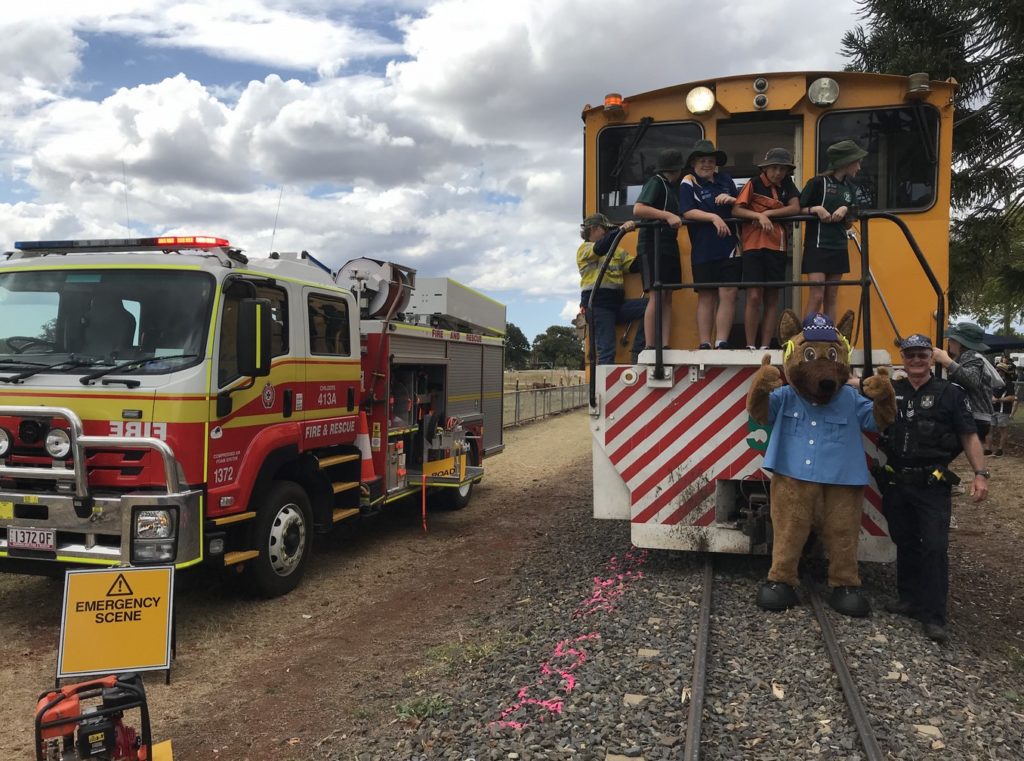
[746, 310, 896, 616]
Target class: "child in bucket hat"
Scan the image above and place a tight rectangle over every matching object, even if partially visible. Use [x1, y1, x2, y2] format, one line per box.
[679, 140, 740, 349]
[633, 148, 686, 348]
[733, 147, 802, 350]
[799, 139, 868, 320]
[932, 322, 996, 449]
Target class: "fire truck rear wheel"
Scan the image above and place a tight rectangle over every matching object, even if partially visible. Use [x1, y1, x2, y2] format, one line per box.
[246, 480, 313, 597]
[446, 479, 474, 510]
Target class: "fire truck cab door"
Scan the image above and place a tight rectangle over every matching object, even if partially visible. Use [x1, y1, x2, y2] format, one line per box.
[301, 287, 360, 443]
[207, 278, 298, 488]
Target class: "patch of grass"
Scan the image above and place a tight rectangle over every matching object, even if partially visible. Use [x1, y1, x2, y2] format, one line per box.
[1004, 689, 1024, 706]
[1009, 646, 1024, 672]
[424, 635, 511, 674]
[395, 694, 450, 721]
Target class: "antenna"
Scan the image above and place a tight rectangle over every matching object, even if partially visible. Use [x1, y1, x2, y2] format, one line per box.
[269, 186, 284, 253]
[121, 159, 132, 235]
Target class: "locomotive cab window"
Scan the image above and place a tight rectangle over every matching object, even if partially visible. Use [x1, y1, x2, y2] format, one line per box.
[817, 105, 939, 211]
[597, 122, 703, 222]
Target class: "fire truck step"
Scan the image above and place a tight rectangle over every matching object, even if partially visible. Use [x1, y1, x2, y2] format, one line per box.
[319, 453, 360, 469]
[332, 507, 360, 523]
[224, 550, 259, 566]
[212, 511, 256, 526]
[332, 481, 360, 494]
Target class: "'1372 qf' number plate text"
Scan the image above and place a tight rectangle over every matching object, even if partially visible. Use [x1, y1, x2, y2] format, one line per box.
[8, 526, 56, 551]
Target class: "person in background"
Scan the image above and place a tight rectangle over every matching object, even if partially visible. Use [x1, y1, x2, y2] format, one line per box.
[931, 322, 995, 453]
[633, 149, 685, 349]
[732, 147, 801, 349]
[576, 214, 646, 364]
[991, 361, 1017, 457]
[880, 333, 988, 644]
[679, 140, 740, 349]
[799, 139, 867, 320]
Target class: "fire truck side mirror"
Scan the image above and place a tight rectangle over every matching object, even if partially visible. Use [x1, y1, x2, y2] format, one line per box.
[237, 298, 273, 379]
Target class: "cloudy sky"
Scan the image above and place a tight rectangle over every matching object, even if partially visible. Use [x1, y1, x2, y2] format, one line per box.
[0, 0, 861, 343]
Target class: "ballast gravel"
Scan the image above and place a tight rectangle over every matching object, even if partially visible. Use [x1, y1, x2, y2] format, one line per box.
[326, 502, 1024, 761]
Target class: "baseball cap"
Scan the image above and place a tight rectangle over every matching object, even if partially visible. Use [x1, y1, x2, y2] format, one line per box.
[802, 313, 838, 342]
[899, 333, 933, 351]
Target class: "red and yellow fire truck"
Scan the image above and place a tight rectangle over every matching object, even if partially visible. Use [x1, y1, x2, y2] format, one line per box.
[0, 236, 504, 596]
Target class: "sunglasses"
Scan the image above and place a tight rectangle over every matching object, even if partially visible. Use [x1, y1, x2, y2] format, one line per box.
[901, 350, 932, 360]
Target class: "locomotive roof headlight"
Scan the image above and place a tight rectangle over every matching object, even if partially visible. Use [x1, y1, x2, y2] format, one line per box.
[808, 77, 840, 107]
[686, 86, 715, 115]
[45, 428, 71, 459]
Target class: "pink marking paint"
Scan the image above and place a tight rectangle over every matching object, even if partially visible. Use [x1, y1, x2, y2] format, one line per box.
[490, 548, 648, 729]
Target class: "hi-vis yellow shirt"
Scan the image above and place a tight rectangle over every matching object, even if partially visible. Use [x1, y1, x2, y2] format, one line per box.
[577, 242, 636, 293]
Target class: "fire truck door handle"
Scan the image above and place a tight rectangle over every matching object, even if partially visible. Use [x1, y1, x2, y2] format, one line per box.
[283, 389, 293, 418]
[347, 387, 355, 410]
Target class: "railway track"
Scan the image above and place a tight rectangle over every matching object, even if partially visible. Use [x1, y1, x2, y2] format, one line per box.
[683, 556, 884, 760]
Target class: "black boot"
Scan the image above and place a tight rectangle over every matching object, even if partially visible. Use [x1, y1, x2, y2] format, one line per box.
[829, 586, 870, 617]
[757, 581, 799, 611]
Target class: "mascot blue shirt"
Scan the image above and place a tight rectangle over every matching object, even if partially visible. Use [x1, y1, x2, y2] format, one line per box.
[763, 384, 877, 486]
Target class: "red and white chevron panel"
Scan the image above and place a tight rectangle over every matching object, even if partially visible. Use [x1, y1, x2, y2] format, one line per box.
[595, 363, 893, 557]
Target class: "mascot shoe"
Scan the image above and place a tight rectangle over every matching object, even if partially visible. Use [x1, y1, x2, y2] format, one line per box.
[758, 581, 799, 611]
[829, 586, 870, 617]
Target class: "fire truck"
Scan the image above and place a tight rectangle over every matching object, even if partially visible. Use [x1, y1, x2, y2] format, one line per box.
[0, 236, 505, 596]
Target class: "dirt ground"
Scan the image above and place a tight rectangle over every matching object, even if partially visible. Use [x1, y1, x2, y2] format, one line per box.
[0, 411, 1021, 760]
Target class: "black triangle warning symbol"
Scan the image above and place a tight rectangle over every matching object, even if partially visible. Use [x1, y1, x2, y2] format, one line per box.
[106, 573, 134, 597]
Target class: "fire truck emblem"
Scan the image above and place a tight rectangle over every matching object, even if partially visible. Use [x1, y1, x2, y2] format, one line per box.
[261, 382, 276, 410]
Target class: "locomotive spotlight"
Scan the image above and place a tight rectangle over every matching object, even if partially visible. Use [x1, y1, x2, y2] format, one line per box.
[686, 86, 715, 115]
[808, 77, 840, 106]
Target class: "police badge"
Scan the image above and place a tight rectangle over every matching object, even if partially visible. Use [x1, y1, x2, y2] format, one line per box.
[920, 394, 935, 409]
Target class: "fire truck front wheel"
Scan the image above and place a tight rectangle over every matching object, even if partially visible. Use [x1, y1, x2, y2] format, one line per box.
[246, 480, 313, 597]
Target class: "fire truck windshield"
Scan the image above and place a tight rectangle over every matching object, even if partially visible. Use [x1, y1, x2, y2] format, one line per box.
[0, 268, 214, 373]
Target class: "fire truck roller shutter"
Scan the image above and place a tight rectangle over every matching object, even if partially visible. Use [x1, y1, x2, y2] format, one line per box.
[446, 342, 482, 419]
[389, 335, 446, 361]
[481, 344, 503, 453]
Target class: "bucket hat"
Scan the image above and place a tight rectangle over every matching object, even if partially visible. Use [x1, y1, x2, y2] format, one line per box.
[656, 148, 685, 172]
[582, 213, 612, 229]
[758, 147, 796, 169]
[826, 140, 868, 171]
[946, 322, 990, 353]
[685, 140, 727, 168]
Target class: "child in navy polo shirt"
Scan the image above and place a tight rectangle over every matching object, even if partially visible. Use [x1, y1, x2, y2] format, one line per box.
[679, 140, 739, 349]
[799, 139, 867, 320]
[733, 148, 801, 349]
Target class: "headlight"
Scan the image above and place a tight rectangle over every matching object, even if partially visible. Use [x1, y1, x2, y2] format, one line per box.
[686, 86, 715, 115]
[0, 428, 9, 457]
[135, 509, 176, 540]
[45, 428, 71, 459]
[808, 77, 840, 106]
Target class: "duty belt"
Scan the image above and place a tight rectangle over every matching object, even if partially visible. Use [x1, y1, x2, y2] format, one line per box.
[891, 465, 959, 487]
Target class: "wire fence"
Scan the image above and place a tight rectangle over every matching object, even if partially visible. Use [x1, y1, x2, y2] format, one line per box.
[503, 383, 588, 428]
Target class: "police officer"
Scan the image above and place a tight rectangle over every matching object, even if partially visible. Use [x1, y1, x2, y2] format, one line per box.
[880, 333, 988, 643]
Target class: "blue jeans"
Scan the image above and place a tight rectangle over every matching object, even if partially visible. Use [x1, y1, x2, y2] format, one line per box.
[591, 298, 647, 364]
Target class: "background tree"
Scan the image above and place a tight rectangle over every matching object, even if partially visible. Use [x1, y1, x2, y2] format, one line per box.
[504, 322, 531, 369]
[842, 0, 1024, 322]
[531, 325, 583, 370]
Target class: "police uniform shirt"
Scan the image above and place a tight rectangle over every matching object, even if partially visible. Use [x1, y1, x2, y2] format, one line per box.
[887, 376, 977, 467]
[762, 384, 877, 486]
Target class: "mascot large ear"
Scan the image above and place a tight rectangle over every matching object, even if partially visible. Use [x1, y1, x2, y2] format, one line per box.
[779, 309, 802, 344]
[836, 310, 855, 342]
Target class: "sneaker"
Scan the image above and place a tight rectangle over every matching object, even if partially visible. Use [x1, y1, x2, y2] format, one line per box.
[984, 449, 993, 456]
[995, 449, 1004, 457]
[746, 345, 757, 350]
[715, 341, 729, 350]
[949, 514, 959, 529]
[884, 599, 918, 618]
[924, 622, 949, 643]
[698, 342, 712, 350]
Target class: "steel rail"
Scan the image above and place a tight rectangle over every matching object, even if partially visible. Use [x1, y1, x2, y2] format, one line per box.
[807, 586, 885, 761]
[683, 556, 713, 761]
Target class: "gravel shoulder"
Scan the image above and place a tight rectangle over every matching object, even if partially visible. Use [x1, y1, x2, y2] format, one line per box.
[1, 411, 1022, 760]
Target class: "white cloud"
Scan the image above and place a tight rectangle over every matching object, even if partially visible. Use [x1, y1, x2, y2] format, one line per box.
[0, 0, 863, 339]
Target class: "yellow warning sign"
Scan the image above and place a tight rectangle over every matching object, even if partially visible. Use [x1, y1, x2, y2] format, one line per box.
[58, 566, 174, 678]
